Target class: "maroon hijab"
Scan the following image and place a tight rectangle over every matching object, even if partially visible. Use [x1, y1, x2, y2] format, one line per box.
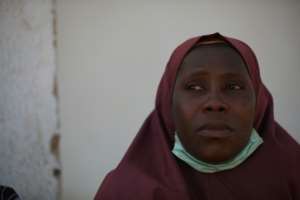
[95, 33, 300, 200]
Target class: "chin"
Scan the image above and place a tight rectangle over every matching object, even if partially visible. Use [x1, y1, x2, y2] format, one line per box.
[197, 155, 231, 164]
[195, 149, 237, 164]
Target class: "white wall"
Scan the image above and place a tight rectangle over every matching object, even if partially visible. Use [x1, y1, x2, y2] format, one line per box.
[57, 1, 300, 199]
[0, 0, 60, 199]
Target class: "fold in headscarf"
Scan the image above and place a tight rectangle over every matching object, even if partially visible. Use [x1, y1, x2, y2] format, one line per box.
[95, 33, 300, 200]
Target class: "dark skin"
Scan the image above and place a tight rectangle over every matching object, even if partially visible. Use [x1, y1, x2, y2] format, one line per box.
[172, 43, 256, 164]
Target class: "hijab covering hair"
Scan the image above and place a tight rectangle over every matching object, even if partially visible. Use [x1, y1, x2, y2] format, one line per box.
[95, 33, 300, 200]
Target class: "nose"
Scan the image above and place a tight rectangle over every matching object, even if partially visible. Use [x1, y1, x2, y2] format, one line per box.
[202, 93, 228, 113]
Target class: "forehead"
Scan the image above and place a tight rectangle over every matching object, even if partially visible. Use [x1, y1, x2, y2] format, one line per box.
[179, 44, 249, 76]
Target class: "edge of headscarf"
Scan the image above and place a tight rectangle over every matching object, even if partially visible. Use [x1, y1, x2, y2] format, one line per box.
[155, 32, 275, 142]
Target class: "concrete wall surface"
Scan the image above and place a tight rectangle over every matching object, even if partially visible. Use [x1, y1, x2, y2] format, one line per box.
[0, 0, 60, 199]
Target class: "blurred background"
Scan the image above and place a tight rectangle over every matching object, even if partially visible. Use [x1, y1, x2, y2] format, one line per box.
[1, 0, 300, 199]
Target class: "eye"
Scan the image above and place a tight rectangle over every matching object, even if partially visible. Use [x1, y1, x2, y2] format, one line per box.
[227, 83, 243, 90]
[186, 84, 204, 91]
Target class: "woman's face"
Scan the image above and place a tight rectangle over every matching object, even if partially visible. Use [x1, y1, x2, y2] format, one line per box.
[172, 44, 256, 164]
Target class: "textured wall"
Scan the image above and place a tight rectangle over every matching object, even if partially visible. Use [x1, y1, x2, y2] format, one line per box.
[0, 0, 60, 199]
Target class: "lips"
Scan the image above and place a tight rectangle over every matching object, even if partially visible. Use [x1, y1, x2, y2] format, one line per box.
[196, 123, 234, 138]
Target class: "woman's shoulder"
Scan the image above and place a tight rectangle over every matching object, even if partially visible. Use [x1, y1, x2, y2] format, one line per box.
[273, 123, 300, 156]
[273, 124, 300, 184]
[94, 170, 118, 200]
[94, 167, 152, 200]
[94, 166, 186, 200]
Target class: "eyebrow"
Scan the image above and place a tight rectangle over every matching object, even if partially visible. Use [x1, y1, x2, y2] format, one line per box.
[220, 73, 247, 78]
[180, 70, 248, 81]
[180, 69, 208, 79]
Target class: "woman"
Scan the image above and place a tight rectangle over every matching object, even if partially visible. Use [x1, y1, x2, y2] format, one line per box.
[95, 33, 300, 199]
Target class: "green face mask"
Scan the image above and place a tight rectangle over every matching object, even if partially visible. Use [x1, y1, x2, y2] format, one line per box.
[172, 129, 263, 173]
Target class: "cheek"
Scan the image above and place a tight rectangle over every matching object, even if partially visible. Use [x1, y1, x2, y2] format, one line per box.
[228, 94, 256, 128]
[172, 97, 199, 131]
